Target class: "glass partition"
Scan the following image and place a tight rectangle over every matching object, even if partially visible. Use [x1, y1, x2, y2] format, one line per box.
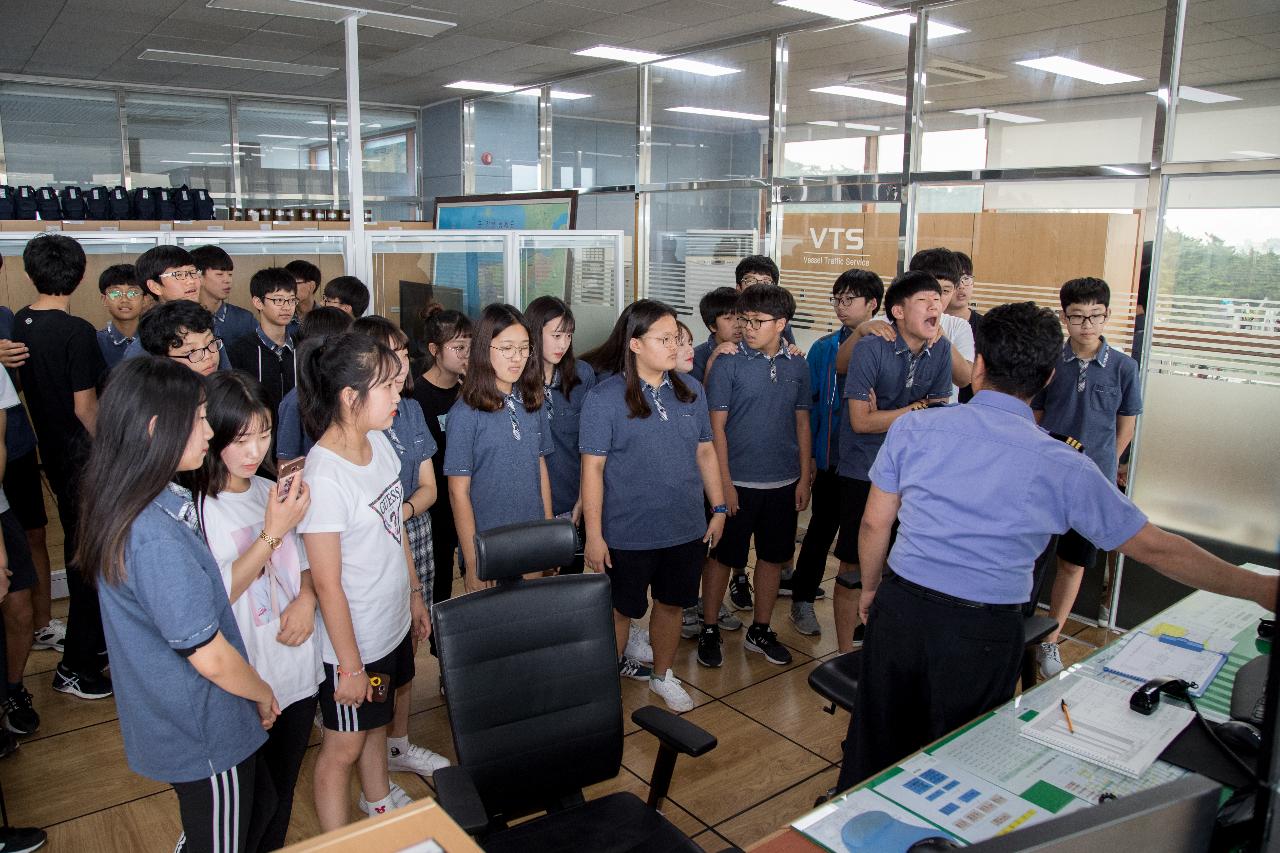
[472, 93, 540, 194]
[551, 68, 638, 190]
[238, 100, 335, 209]
[0, 84, 123, 189]
[124, 94, 232, 199]
[517, 232, 624, 351]
[173, 233, 347, 312]
[649, 41, 772, 183]
[576, 193, 635, 297]
[335, 106, 419, 220]
[0, 233, 159, 328]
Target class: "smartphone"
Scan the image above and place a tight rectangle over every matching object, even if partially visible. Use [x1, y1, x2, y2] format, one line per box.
[277, 457, 305, 501]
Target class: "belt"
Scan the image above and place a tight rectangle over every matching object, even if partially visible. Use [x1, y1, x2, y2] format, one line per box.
[888, 574, 1024, 613]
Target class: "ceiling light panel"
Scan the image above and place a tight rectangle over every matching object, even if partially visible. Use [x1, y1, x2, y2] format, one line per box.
[667, 106, 769, 121]
[811, 85, 906, 106]
[774, 0, 885, 21]
[445, 81, 517, 93]
[859, 14, 967, 39]
[138, 49, 336, 76]
[1015, 56, 1141, 85]
[656, 58, 740, 77]
[206, 0, 454, 36]
[1145, 86, 1241, 104]
[574, 45, 667, 63]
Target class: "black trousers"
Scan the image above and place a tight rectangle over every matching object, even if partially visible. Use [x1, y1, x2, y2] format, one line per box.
[173, 751, 276, 853]
[256, 694, 318, 851]
[836, 575, 1024, 792]
[791, 467, 842, 603]
[428, 505, 459, 658]
[44, 457, 106, 675]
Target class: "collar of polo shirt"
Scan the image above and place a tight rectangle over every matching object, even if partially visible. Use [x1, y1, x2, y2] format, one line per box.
[737, 340, 792, 359]
[1063, 336, 1110, 367]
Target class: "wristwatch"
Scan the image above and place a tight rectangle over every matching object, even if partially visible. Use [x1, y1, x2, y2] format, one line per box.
[258, 529, 283, 551]
[711, 504, 729, 514]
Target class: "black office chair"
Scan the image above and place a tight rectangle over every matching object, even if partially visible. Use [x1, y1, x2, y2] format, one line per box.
[431, 519, 722, 853]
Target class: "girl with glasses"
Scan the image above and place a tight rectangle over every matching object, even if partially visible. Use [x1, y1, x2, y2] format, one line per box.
[443, 304, 552, 594]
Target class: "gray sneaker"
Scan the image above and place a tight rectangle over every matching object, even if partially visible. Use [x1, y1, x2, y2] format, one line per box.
[790, 601, 821, 636]
[1036, 641, 1064, 678]
[716, 602, 743, 631]
[681, 606, 699, 639]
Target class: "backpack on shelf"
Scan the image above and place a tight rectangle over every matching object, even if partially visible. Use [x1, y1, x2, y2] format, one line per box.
[35, 187, 62, 221]
[108, 186, 131, 219]
[131, 187, 157, 220]
[0, 186, 15, 220]
[13, 187, 38, 220]
[84, 186, 110, 220]
[155, 187, 176, 220]
[59, 186, 88, 220]
[193, 188, 215, 220]
[172, 185, 196, 220]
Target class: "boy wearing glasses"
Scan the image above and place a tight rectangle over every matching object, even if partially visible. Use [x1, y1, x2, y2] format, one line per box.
[947, 252, 981, 402]
[139, 300, 223, 379]
[192, 245, 255, 346]
[227, 268, 298, 419]
[125, 246, 233, 369]
[1031, 277, 1142, 677]
[699, 284, 811, 667]
[96, 264, 144, 368]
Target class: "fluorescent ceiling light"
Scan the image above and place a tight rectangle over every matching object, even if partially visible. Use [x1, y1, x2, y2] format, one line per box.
[656, 58, 740, 77]
[774, 0, 885, 21]
[575, 45, 666, 63]
[844, 122, 882, 131]
[811, 85, 906, 106]
[445, 80, 517, 93]
[513, 89, 593, 100]
[258, 134, 308, 139]
[139, 49, 335, 76]
[951, 107, 992, 115]
[161, 160, 205, 165]
[807, 120, 839, 126]
[187, 152, 227, 156]
[1145, 85, 1241, 104]
[1230, 150, 1277, 158]
[859, 14, 967, 39]
[1015, 56, 1141, 85]
[666, 106, 769, 121]
[305, 120, 382, 127]
[950, 108, 1042, 123]
[206, 0, 454, 37]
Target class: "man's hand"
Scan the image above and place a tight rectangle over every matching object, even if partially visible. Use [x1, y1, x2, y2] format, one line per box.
[724, 483, 740, 516]
[713, 341, 738, 357]
[703, 513, 726, 549]
[585, 535, 611, 573]
[786, 343, 803, 357]
[858, 589, 875, 624]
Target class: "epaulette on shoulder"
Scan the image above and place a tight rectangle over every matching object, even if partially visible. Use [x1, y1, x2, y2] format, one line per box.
[1048, 431, 1085, 453]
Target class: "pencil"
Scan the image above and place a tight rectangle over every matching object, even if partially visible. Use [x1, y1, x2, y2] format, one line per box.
[1060, 699, 1075, 734]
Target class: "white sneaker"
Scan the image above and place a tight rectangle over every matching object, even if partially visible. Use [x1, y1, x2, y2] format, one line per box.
[1036, 641, 1064, 678]
[32, 619, 65, 653]
[359, 782, 412, 816]
[388, 742, 452, 777]
[649, 669, 694, 713]
[625, 624, 654, 664]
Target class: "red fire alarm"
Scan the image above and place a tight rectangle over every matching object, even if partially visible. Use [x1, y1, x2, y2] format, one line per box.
[480, 152, 493, 165]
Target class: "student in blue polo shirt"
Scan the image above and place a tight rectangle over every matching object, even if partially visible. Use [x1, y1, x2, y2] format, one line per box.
[192, 245, 255, 346]
[580, 299, 726, 711]
[96, 264, 144, 368]
[692, 287, 741, 382]
[275, 307, 353, 463]
[836, 301, 1276, 791]
[834, 271, 953, 649]
[1031, 277, 1143, 677]
[700, 283, 812, 669]
[126, 246, 233, 369]
[444, 304, 553, 593]
[786, 269, 883, 637]
[78, 356, 280, 853]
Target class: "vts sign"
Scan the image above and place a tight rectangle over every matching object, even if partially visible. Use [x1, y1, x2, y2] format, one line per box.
[809, 227, 865, 252]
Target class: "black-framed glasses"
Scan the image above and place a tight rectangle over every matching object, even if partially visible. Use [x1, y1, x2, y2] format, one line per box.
[738, 274, 774, 287]
[1065, 312, 1109, 327]
[491, 344, 531, 360]
[735, 315, 782, 331]
[105, 288, 143, 300]
[160, 269, 200, 282]
[263, 296, 299, 308]
[173, 337, 224, 363]
[642, 334, 679, 349]
[828, 295, 864, 308]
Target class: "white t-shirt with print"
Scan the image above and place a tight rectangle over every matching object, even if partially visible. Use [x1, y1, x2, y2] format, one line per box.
[298, 431, 411, 664]
[940, 313, 975, 404]
[202, 476, 324, 709]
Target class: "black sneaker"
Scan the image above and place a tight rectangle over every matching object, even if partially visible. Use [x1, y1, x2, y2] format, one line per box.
[3, 686, 39, 735]
[850, 623, 866, 649]
[0, 825, 46, 853]
[728, 572, 753, 611]
[52, 664, 113, 700]
[0, 728, 19, 760]
[778, 569, 826, 600]
[696, 625, 723, 668]
[745, 624, 793, 665]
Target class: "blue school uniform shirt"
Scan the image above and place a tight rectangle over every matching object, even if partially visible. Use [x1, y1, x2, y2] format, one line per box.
[211, 301, 256, 347]
[442, 391, 553, 534]
[543, 360, 597, 517]
[692, 335, 717, 383]
[98, 484, 266, 783]
[0, 307, 38, 460]
[706, 341, 811, 485]
[384, 397, 436, 495]
[580, 373, 713, 550]
[836, 330, 952, 482]
[1030, 337, 1142, 481]
[97, 322, 136, 369]
[869, 390, 1149, 604]
[275, 387, 313, 460]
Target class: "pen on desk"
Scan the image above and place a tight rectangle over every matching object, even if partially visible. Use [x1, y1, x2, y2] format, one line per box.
[1060, 699, 1075, 734]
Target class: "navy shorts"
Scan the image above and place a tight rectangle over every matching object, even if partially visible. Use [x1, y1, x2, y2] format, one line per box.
[607, 538, 706, 619]
[833, 476, 873, 565]
[3, 451, 47, 531]
[1056, 528, 1100, 569]
[319, 631, 414, 733]
[711, 483, 799, 570]
[0, 509, 36, 593]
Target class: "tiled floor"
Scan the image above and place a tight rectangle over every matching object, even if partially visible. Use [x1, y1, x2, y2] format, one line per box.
[9, 519, 1121, 851]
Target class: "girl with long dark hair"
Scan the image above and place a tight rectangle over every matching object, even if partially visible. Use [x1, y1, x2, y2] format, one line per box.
[79, 357, 280, 853]
[191, 371, 316, 852]
[579, 300, 727, 712]
[443, 304, 552, 593]
[295, 333, 434, 831]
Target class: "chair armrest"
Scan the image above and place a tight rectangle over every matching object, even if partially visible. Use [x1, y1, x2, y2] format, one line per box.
[835, 572, 862, 590]
[433, 765, 490, 835]
[631, 706, 717, 757]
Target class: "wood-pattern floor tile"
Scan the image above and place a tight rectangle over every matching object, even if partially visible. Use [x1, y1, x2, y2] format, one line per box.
[721, 661, 848, 763]
[715, 767, 840, 850]
[673, 628, 811, 699]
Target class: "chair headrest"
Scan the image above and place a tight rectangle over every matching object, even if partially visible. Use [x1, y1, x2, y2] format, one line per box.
[475, 519, 577, 581]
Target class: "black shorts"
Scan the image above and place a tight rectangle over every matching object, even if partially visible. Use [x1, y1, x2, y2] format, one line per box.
[2, 451, 47, 531]
[607, 538, 706, 619]
[833, 476, 873, 565]
[1056, 529, 1099, 569]
[711, 483, 799, 570]
[319, 631, 414, 733]
[0, 509, 35, 593]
